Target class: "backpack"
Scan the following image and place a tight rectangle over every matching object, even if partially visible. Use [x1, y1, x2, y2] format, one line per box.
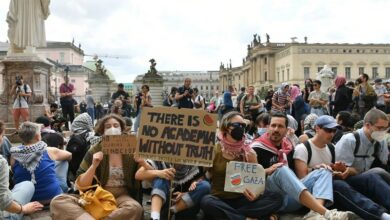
[66, 131, 91, 179]
[303, 141, 335, 164]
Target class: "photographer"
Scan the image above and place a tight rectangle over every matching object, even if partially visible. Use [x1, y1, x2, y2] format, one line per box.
[175, 78, 194, 109]
[10, 75, 31, 130]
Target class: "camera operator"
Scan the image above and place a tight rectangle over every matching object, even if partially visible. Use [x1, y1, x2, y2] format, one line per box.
[175, 78, 194, 109]
[10, 75, 31, 130]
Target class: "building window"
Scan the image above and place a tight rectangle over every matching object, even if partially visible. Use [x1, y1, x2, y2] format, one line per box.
[386, 68, 390, 79]
[206, 86, 208, 90]
[345, 67, 351, 80]
[200, 86, 203, 90]
[216, 86, 219, 90]
[264, 71, 268, 81]
[359, 67, 364, 74]
[238, 75, 241, 80]
[264, 57, 267, 64]
[331, 67, 337, 74]
[317, 67, 323, 73]
[372, 67, 378, 79]
[304, 67, 310, 79]
[60, 52, 65, 63]
[211, 85, 214, 90]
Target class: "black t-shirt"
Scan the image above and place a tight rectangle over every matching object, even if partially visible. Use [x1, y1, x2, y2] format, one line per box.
[111, 91, 130, 108]
[253, 147, 295, 170]
[177, 86, 194, 109]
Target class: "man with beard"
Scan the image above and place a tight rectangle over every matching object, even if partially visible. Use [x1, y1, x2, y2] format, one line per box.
[250, 112, 352, 219]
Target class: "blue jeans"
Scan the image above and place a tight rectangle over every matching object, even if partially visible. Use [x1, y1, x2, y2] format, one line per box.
[201, 191, 283, 220]
[55, 160, 69, 193]
[333, 173, 389, 220]
[87, 108, 95, 123]
[4, 181, 35, 220]
[311, 107, 326, 116]
[151, 178, 211, 217]
[133, 110, 142, 133]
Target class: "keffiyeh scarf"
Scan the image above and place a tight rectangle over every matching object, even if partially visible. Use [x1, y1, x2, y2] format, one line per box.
[10, 141, 47, 184]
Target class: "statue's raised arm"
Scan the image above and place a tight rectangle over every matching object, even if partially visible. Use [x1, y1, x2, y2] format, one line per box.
[7, 0, 50, 54]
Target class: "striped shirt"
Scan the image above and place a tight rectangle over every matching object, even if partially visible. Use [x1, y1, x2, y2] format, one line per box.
[272, 91, 290, 111]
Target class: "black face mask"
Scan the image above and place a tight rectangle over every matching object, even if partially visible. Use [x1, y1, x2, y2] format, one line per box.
[230, 126, 245, 141]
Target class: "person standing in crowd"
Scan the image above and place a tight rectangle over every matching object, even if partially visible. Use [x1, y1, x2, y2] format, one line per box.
[240, 85, 262, 121]
[95, 101, 104, 120]
[201, 111, 283, 220]
[79, 100, 87, 113]
[235, 87, 246, 111]
[207, 91, 219, 113]
[309, 80, 328, 116]
[271, 83, 290, 114]
[250, 112, 352, 219]
[175, 78, 194, 109]
[353, 73, 377, 119]
[334, 109, 390, 220]
[374, 78, 386, 112]
[265, 89, 274, 112]
[111, 83, 131, 117]
[193, 88, 205, 109]
[133, 85, 152, 133]
[59, 75, 75, 130]
[10, 122, 71, 205]
[333, 76, 352, 117]
[304, 79, 314, 103]
[11, 75, 31, 131]
[221, 85, 236, 115]
[51, 114, 144, 220]
[0, 121, 44, 220]
[85, 90, 95, 123]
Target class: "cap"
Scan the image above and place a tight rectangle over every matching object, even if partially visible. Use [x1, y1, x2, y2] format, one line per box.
[374, 78, 382, 83]
[314, 115, 340, 129]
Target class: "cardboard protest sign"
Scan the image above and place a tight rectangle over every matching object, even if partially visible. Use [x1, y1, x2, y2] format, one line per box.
[102, 135, 137, 154]
[224, 161, 266, 196]
[136, 107, 217, 167]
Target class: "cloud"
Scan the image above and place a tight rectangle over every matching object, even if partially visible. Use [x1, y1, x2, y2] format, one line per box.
[1, 0, 390, 83]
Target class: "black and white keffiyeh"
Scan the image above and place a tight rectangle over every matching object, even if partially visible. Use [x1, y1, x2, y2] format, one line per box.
[10, 141, 47, 184]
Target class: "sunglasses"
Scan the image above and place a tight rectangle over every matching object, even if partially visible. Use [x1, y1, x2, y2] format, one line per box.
[321, 127, 337, 133]
[227, 122, 247, 128]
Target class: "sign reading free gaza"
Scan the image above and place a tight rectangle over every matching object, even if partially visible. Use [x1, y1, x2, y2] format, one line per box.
[136, 107, 217, 167]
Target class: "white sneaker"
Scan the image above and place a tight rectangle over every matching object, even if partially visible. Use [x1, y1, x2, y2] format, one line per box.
[324, 209, 358, 220]
[303, 210, 327, 220]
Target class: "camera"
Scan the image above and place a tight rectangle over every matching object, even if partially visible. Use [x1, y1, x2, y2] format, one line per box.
[15, 75, 23, 86]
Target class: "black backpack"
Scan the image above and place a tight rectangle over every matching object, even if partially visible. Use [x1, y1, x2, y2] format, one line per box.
[303, 141, 335, 164]
[66, 131, 91, 179]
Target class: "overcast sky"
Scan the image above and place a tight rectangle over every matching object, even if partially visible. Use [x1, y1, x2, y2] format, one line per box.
[1, 0, 390, 83]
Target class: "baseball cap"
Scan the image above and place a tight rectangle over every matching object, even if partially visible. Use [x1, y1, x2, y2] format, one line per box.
[314, 115, 340, 129]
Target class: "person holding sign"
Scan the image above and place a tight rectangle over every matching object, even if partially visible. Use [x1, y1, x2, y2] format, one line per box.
[250, 112, 352, 219]
[200, 111, 283, 220]
[51, 114, 144, 220]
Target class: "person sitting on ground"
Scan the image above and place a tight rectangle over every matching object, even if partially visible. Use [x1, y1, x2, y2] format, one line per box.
[250, 112, 353, 219]
[123, 117, 133, 134]
[332, 111, 354, 143]
[10, 122, 71, 205]
[50, 114, 145, 220]
[299, 113, 318, 143]
[0, 121, 44, 220]
[35, 116, 66, 149]
[271, 83, 290, 114]
[200, 111, 283, 220]
[255, 112, 270, 138]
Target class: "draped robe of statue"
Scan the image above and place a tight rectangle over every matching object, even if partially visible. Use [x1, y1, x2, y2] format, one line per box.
[6, 0, 50, 53]
[316, 65, 335, 92]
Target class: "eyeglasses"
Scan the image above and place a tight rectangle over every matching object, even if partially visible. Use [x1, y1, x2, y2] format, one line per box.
[371, 124, 388, 132]
[227, 122, 247, 128]
[321, 127, 337, 133]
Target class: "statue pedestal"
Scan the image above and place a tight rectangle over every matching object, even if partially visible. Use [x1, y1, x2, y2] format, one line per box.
[142, 74, 164, 106]
[0, 54, 53, 127]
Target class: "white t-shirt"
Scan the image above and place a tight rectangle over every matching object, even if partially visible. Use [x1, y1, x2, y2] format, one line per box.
[293, 140, 332, 168]
[13, 84, 32, 109]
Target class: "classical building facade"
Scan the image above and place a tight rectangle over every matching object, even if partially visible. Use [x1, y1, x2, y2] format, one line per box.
[219, 36, 390, 91]
[133, 70, 219, 102]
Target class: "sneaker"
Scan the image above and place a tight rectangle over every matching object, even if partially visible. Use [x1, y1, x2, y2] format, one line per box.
[303, 210, 327, 220]
[324, 209, 358, 220]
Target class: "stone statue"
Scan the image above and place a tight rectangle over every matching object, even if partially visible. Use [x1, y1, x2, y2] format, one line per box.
[304, 36, 308, 44]
[6, 0, 50, 54]
[253, 34, 259, 46]
[266, 33, 270, 43]
[148, 59, 158, 76]
[258, 35, 261, 44]
[247, 44, 251, 51]
[317, 65, 335, 92]
[95, 59, 107, 76]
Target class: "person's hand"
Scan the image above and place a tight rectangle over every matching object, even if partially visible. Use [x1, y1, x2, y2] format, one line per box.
[334, 167, 350, 180]
[189, 181, 198, 191]
[183, 90, 189, 97]
[330, 161, 347, 172]
[243, 188, 257, 201]
[157, 168, 176, 180]
[313, 163, 332, 171]
[265, 163, 284, 175]
[22, 201, 44, 214]
[287, 128, 295, 137]
[92, 151, 103, 168]
[173, 192, 184, 202]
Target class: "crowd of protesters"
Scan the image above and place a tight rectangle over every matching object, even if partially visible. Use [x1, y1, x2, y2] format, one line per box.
[2, 74, 390, 220]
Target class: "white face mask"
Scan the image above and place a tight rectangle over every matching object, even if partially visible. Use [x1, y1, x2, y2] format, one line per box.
[104, 127, 122, 136]
[257, 128, 267, 136]
[371, 130, 387, 142]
